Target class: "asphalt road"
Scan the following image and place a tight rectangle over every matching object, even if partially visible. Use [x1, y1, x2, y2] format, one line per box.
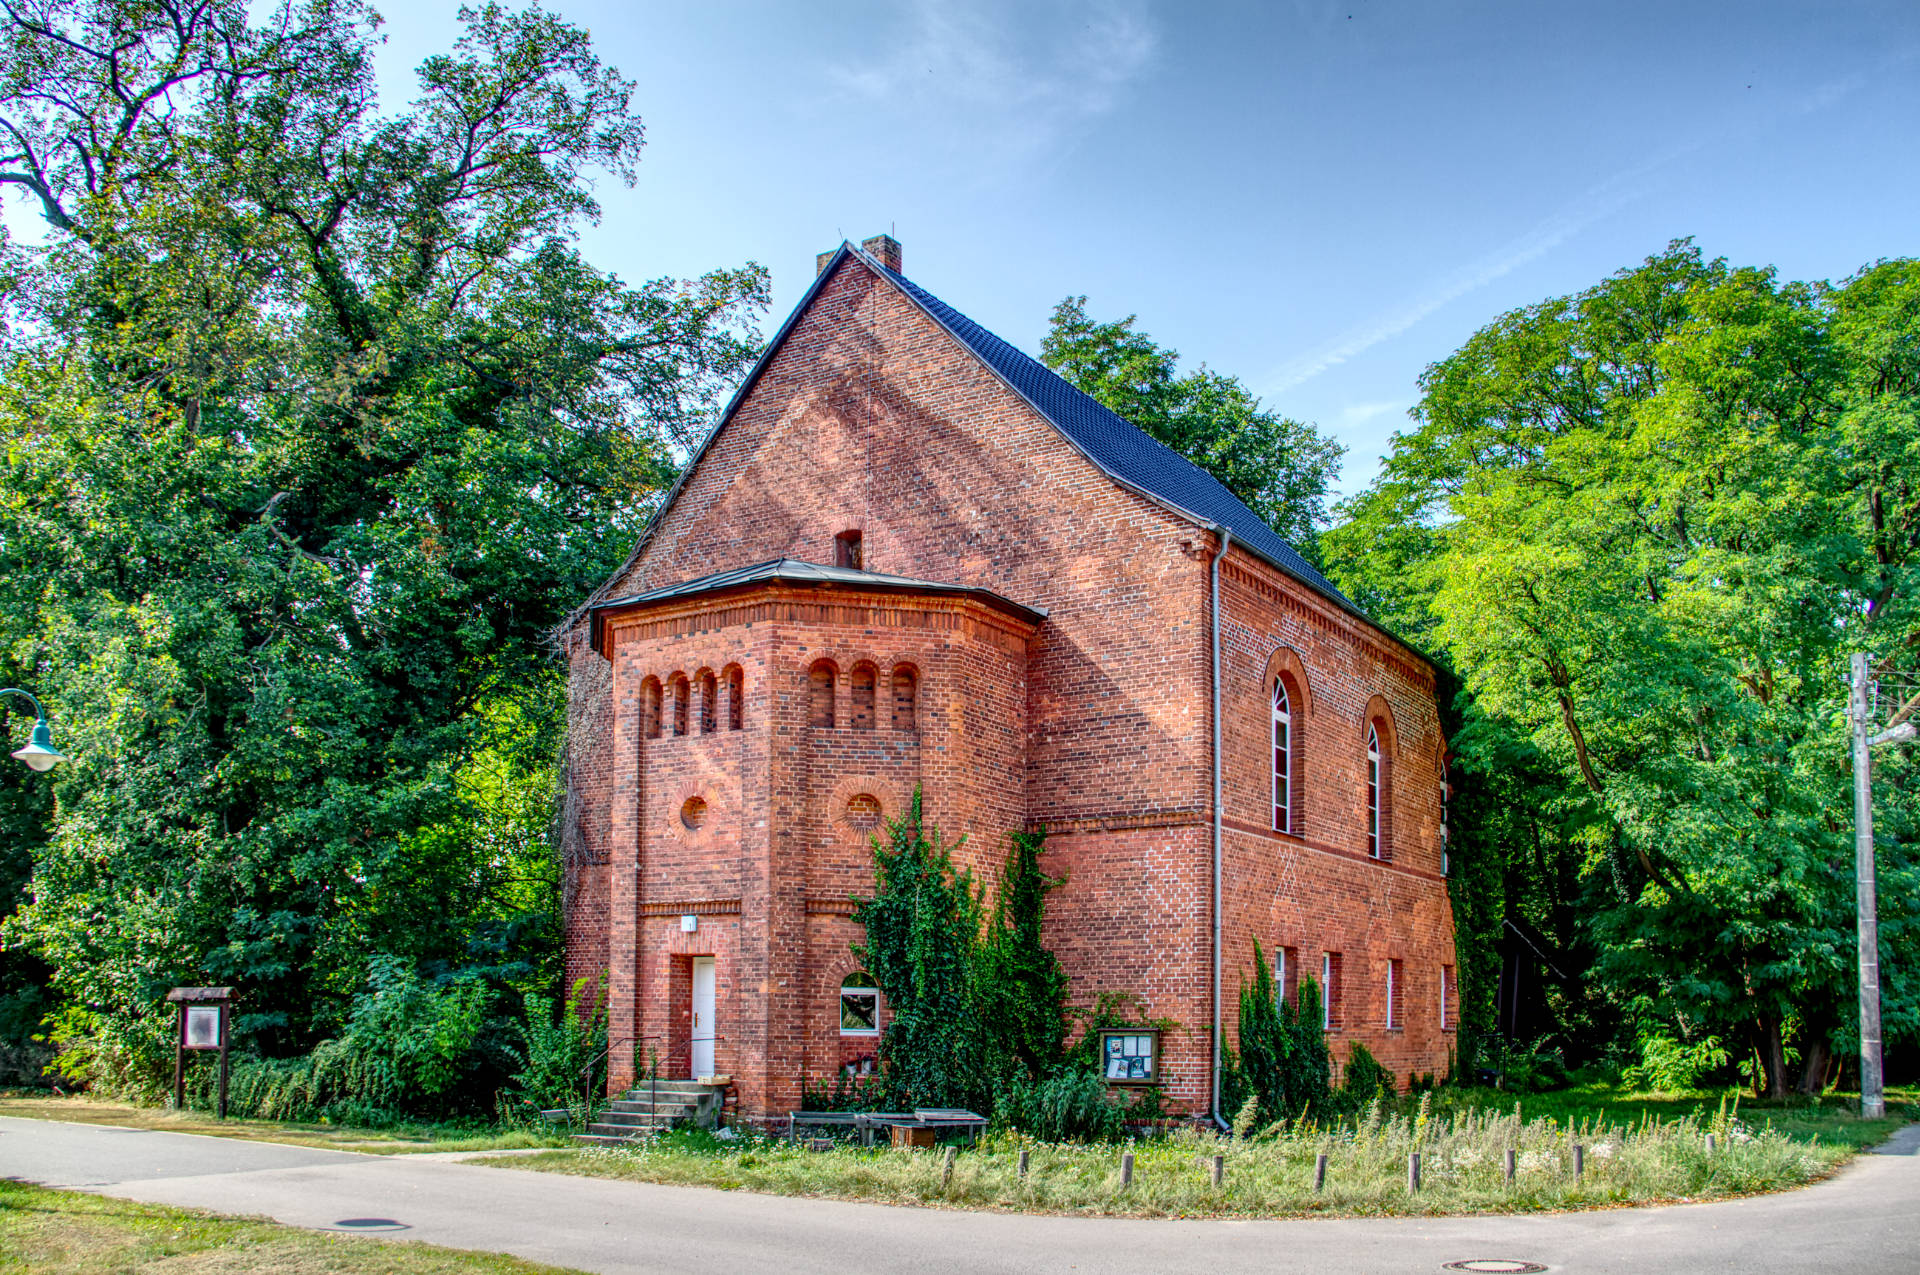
[2, 1115, 1915, 1274]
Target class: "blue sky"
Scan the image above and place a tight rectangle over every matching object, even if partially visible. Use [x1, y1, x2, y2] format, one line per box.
[384, 2, 1914, 493]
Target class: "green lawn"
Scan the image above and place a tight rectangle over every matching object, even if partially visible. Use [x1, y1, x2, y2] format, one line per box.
[0, 1179, 586, 1274]
[484, 1086, 1917, 1219]
[0, 1090, 572, 1155]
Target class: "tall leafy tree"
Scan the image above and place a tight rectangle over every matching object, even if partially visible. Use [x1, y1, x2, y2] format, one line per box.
[1042, 297, 1344, 559]
[0, 0, 766, 1086]
[1324, 242, 1920, 1096]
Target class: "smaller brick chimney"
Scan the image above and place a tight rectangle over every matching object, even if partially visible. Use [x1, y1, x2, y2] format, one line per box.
[860, 234, 902, 273]
[818, 235, 903, 277]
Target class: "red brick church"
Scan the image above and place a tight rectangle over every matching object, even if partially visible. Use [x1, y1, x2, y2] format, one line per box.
[561, 236, 1455, 1123]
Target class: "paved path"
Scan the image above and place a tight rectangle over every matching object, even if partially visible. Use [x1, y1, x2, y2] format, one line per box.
[3, 1115, 1915, 1274]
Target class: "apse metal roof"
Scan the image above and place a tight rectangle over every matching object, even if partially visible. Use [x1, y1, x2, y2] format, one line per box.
[589, 557, 1046, 654]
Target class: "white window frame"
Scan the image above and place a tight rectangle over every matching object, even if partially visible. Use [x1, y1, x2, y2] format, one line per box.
[1440, 964, 1451, 1032]
[1275, 946, 1287, 1011]
[1322, 952, 1334, 1030]
[839, 977, 879, 1037]
[1272, 680, 1291, 833]
[1386, 959, 1400, 1030]
[1366, 724, 1381, 859]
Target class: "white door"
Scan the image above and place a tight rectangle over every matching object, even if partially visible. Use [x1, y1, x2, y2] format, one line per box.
[690, 957, 716, 1078]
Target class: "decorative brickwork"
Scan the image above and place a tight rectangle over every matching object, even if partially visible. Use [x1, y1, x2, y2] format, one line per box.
[562, 246, 1455, 1120]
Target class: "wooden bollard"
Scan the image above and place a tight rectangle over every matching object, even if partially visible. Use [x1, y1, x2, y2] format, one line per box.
[1210, 1154, 1224, 1187]
[1705, 1134, 1717, 1154]
[1573, 1144, 1584, 1180]
[1504, 1149, 1516, 1182]
[1313, 1153, 1328, 1193]
[1407, 1152, 1421, 1194]
[941, 1146, 956, 1187]
[1018, 1149, 1030, 1179]
[1120, 1151, 1134, 1188]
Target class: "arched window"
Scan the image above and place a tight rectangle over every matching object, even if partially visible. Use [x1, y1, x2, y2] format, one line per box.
[1272, 680, 1292, 834]
[697, 670, 717, 734]
[809, 661, 836, 728]
[851, 664, 877, 731]
[840, 972, 879, 1036]
[725, 666, 744, 731]
[1365, 723, 1383, 859]
[891, 666, 917, 732]
[669, 674, 690, 737]
[641, 677, 662, 740]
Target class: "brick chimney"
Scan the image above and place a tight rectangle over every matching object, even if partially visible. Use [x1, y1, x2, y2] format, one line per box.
[817, 234, 904, 277]
[860, 234, 902, 273]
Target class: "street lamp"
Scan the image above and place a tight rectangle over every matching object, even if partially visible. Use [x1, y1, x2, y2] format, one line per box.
[2, 688, 66, 772]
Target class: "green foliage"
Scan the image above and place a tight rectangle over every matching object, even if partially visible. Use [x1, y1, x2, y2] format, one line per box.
[1324, 241, 1920, 1095]
[506, 977, 608, 1124]
[994, 1065, 1126, 1142]
[1041, 297, 1344, 560]
[1336, 1041, 1394, 1112]
[1624, 1030, 1732, 1093]
[0, 0, 766, 1076]
[851, 789, 986, 1108]
[974, 828, 1068, 1080]
[798, 1070, 888, 1114]
[1223, 942, 1331, 1122]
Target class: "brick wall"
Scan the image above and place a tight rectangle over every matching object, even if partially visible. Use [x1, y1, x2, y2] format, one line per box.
[563, 252, 1454, 1118]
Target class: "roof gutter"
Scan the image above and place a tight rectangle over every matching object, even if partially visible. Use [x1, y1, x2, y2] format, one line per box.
[1210, 522, 1232, 1134]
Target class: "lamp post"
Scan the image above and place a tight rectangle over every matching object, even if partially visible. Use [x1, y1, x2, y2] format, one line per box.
[2, 688, 66, 772]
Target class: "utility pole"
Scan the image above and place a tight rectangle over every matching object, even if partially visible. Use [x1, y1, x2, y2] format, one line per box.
[1849, 652, 1891, 1119]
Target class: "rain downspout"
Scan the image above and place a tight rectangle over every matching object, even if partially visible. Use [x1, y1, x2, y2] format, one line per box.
[1211, 523, 1232, 1132]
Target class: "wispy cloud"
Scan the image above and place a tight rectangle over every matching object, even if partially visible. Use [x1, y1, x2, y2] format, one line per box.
[1264, 59, 1904, 396]
[826, 0, 1156, 164]
[1338, 400, 1406, 427]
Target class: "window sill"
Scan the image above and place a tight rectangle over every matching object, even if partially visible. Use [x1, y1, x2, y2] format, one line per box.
[839, 1030, 880, 1038]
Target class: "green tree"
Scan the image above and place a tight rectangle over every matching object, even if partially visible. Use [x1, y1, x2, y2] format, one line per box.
[1324, 241, 1920, 1097]
[974, 828, 1068, 1079]
[0, 0, 766, 1089]
[1042, 297, 1344, 559]
[851, 789, 985, 1108]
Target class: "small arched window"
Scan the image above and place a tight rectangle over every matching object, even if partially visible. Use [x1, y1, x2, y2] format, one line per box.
[851, 664, 877, 731]
[641, 677, 662, 740]
[840, 972, 879, 1036]
[697, 670, 717, 734]
[809, 661, 836, 728]
[725, 666, 744, 731]
[1365, 723, 1383, 859]
[891, 666, 917, 732]
[669, 674, 690, 737]
[1272, 680, 1292, 834]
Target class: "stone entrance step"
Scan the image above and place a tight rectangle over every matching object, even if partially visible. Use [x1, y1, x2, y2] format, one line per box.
[569, 1079, 726, 1147]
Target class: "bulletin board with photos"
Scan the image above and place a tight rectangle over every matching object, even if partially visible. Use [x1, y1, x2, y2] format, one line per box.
[1099, 1029, 1159, 1084]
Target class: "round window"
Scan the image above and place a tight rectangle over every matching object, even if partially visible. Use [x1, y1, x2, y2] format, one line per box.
[679, 796, 708, 831]
[846, 793, 882, 831]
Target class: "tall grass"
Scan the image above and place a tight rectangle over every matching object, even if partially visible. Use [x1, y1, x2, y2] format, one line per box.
[503, 1092, 1858, 1217]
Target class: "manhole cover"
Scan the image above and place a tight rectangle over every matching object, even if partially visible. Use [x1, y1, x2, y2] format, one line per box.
[332, 1218, 408, 1231]
[1442, 1263, 1547, 1274]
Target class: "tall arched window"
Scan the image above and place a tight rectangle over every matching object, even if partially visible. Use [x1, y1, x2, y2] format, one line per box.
[1365, 723, 1382, 859]
[669, 674, 690, 737]
[697, 670, 717, 734]
[808, 661, 836, 728]
[641, 677, 662, 740]
[1272, 680, 1292, 833]
[850, 664, 877, 731]
[725, 666, 744, 731]
[891, 666, 917, 732]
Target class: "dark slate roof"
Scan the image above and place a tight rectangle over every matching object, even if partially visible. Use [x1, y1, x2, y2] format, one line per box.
[876, 262, 1356, 613]
[589, 557, 1045, 654]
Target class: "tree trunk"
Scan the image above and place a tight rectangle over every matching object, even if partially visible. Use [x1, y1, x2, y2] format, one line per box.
[1751, 1017, 1787, 1100]
[1796, 1037, 1831, 1096]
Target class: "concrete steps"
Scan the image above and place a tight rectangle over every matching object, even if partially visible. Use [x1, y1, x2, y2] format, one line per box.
[571, 1080, 724, 1147]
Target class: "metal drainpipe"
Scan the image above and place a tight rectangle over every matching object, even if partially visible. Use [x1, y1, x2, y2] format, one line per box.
[1210, 523, 1232, 1132]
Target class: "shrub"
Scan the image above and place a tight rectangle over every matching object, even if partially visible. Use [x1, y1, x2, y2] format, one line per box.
[1624, 1030, 1730, 1092]
[1225, 941, 1331, 1122]
[996, 1065, 1126, 1142]
[1336, 1041, 1394, 1111]
[506, 977, 607, 1124]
